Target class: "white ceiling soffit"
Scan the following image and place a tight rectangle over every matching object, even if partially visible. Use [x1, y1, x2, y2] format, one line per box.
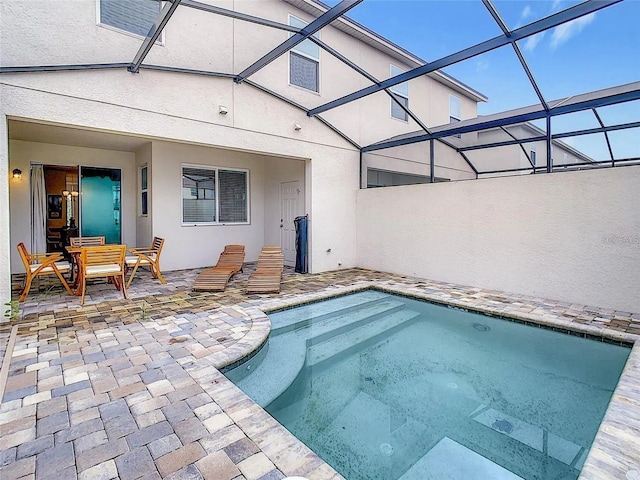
[8, 120, 150, 152]
[282, 0, 488, 102]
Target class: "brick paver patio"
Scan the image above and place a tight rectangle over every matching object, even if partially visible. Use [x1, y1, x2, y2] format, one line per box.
[1, 266, 639, 479]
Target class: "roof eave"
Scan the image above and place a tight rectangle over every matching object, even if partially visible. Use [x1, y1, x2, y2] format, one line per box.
[282, 0, 488, 103]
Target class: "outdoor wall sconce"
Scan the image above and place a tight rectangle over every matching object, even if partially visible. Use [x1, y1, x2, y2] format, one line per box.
[12, 168, 22, 179]
[294, 123, 302, 131]
[218, 105, 228, 115]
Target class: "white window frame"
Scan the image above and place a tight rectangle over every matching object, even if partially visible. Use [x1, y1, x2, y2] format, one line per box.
[181, 164, 250, 226]
[288, 14, 321, 94]
[96, 0, 165, 44]
[139, 165, 148, 217]
[390, 65, 409, 122]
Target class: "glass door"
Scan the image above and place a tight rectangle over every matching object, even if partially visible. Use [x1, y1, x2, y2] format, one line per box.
[80, 167, 121, 244]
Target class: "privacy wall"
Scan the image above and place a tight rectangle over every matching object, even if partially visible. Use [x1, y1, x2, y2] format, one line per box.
[356, 166, 640, 312]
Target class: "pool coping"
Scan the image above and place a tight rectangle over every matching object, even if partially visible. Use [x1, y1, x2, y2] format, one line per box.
[216, 279, 640, 480]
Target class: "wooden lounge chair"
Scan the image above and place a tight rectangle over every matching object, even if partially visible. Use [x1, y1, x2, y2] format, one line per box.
[80, 244, 127, 305]
[16, 242, 73, 302]
[125, 237, 166, 288]
[193, 244, 245, 292]
[246, 246, 285, 294]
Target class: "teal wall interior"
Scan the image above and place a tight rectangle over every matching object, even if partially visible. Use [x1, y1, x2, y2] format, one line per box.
[80, 168, 121, 244]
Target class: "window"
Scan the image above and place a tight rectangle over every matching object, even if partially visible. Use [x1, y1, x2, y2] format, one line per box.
[390, 65, 409, 121]
[449, 95, 461, 138]
[289, 15, 320, 92]
[99, 0, 161, 38]
[449, 95, 461, 122]
[140, 166, 148, 215]
[182, 166, 248, 224]
[530, 148, 537, 166]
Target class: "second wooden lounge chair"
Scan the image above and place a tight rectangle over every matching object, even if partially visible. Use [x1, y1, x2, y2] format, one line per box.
[246, 246, 284, 294]
[193, 244, 245, 292]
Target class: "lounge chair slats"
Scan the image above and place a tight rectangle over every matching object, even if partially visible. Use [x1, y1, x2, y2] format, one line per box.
[247, 246, 284, 294]
[193, 245, 245, 291]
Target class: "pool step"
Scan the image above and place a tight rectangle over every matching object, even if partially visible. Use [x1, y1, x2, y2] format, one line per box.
[234, 299, 406, 407]
[233, 335, 307, 407]
[318, 391, 434, 477]
[272, 290, 392, 333]
[399, 437, 524, 480]
[307, 308, 421, 368]
[301, 299, 406, 344]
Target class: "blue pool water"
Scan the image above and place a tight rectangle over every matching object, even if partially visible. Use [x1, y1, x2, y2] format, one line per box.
[225, 290, 630, 480]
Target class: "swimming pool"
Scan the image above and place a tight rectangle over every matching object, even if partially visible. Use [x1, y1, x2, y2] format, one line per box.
[225, 290, 630, 480]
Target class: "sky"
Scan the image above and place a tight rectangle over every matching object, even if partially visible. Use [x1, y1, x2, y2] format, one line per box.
[323, 0, 640, 161]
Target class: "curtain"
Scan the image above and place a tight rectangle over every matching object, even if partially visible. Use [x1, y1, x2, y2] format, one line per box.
[31, 164, 47, 254]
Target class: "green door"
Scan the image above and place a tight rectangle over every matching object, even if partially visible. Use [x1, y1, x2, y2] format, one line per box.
[80, 167, 121, 244]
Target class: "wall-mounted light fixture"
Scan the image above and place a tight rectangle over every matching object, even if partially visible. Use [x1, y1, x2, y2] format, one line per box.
[219, 105, 228, 115]
[12, 168, 22, 179]
[62, 190, 79, 197]
[294, 123, 302, 131]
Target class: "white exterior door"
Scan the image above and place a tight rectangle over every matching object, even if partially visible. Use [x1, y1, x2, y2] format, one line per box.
[280, 181, 300, 266]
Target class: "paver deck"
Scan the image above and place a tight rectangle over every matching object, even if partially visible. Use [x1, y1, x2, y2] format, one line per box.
[1, 266, 639, 480]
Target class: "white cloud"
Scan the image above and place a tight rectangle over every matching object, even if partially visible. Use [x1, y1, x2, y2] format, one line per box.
[476, 59, 489, 72]
[524, 32, 545, 52]
[550, 12, 596, 48]
[515, 5, 533, 28]
[551, 0, 563, 11]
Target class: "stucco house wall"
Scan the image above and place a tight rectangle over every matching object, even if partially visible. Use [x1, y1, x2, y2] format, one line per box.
[1, 71, 359, 272]
[1, 0, 481, 307]
[356, 166, 640, 313]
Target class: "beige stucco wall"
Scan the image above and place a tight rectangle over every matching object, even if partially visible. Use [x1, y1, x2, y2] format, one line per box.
[0, 67, 359, 304]
[149, 141, 268, 271]
[356, 166, 640, 312]
[8, 140, 137, 273]
[0, 0, 480, 149]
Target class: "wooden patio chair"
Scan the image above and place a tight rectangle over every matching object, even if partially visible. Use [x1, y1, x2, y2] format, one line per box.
[70, 236, 105, 247]
[16, 242, 73, 302]
[193, 244, 245, 292]
[125, 237, 166, 288]
[68, 236, 106, 281]
[80, 244, 127, 305]
[246, 246, 285, 294]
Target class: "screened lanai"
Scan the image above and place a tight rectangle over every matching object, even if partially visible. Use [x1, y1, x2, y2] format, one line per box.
[2, 0, 638, 185]
[1, 2, 640, 480]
